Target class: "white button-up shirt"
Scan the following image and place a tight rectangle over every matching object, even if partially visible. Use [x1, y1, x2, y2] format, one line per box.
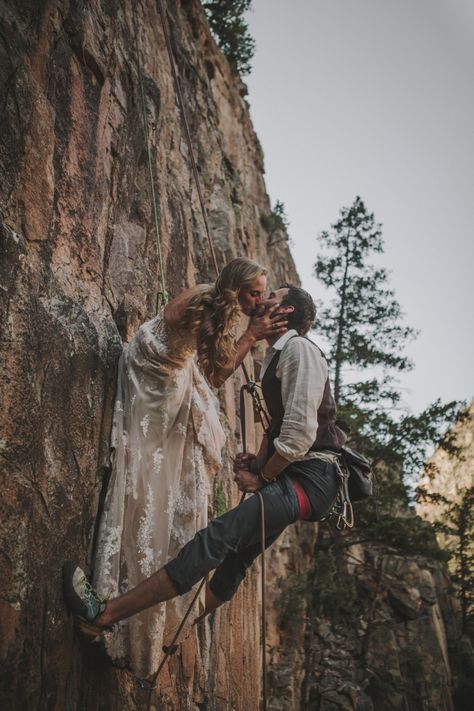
[260, 330, 329, 463]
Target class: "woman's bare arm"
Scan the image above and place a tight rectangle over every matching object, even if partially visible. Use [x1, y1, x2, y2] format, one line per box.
[163, 285, 207, 328]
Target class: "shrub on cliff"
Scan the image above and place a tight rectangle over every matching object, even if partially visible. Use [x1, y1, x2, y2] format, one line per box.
[203, 0, 255, 76]
[260, 200, 290, 246]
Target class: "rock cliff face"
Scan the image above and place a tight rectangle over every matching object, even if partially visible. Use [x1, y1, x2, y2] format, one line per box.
[0, 1, 298, 709]
[418, 401, 474, 525]
[266, 512, 468, 711]
[0, 2, 467, 710]
[305, 539, 460, 711]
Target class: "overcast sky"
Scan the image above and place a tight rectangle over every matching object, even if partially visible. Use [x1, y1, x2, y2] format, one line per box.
[245, 0, 474, 416]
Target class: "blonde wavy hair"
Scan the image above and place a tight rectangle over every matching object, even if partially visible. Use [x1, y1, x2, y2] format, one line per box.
[185, 258, 266, 383]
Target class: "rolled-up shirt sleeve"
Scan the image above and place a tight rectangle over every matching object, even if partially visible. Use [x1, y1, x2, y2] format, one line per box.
[273, 338, 328, 462]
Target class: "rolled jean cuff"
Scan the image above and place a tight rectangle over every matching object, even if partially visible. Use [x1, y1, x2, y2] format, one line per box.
[163, 560, 193, 596]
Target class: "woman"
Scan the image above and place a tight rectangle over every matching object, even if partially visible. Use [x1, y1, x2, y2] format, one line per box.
[92, 258, 288, 676]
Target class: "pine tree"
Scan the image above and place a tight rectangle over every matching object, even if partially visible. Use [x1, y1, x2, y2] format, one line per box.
[260, 200, 290, 246]
[203, 1, 255, 76]
[314, 196, 460, 483]
[315, 196, 415, 404]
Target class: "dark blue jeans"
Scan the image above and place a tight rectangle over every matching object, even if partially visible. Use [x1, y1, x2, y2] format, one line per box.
[165, 458, 338, 601]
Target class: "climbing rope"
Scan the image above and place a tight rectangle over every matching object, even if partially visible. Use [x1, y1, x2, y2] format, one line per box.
[142, 576, 207, 709]
[131, 1, 269, 707]
[257, 491, 267, 710]
[238, 333, 271, 706]
[131, 2, 169, 308]
[240, 379, 268, 711]
[156, 0, 220, 277]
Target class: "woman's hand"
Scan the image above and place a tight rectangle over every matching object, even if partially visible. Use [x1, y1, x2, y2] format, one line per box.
[234, 468, 263, 493]
[246, 304, 293, 342]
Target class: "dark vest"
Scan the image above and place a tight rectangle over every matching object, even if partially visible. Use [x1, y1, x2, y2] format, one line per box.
[261, 336, 347, 457]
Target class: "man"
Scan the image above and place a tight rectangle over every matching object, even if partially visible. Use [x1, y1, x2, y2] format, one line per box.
[63, 286, 347, 629]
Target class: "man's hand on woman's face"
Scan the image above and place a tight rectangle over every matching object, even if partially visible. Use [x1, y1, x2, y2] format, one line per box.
[247, 302, 293, 341]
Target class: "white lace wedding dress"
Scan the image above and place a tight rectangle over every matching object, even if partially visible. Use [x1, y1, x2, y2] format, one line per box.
[93, 310, 225, 677]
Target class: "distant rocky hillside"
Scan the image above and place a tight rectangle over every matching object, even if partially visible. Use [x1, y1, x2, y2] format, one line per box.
[418, 401, 474, 523]
[266, 474, 472, 711]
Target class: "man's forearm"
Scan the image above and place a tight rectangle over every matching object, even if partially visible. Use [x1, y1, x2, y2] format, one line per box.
[259, 451, 290, 483]
[255, 433, 268, 462]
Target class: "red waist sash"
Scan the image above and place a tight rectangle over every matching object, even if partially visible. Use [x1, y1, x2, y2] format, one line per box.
[292, 479, 311, 520]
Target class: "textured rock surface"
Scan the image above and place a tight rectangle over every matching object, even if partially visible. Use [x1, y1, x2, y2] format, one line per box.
[268, 529, 464, 711]
[0, 1, 467, 710]
[0, 1, 298, 709]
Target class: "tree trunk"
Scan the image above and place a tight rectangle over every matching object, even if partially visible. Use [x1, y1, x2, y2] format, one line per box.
[333, 235, 351, 404]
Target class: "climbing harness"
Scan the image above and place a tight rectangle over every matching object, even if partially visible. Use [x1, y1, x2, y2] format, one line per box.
[320, 445, 375, 530]
[330, 455, 355, 531]
[129, 2, 270, 708]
